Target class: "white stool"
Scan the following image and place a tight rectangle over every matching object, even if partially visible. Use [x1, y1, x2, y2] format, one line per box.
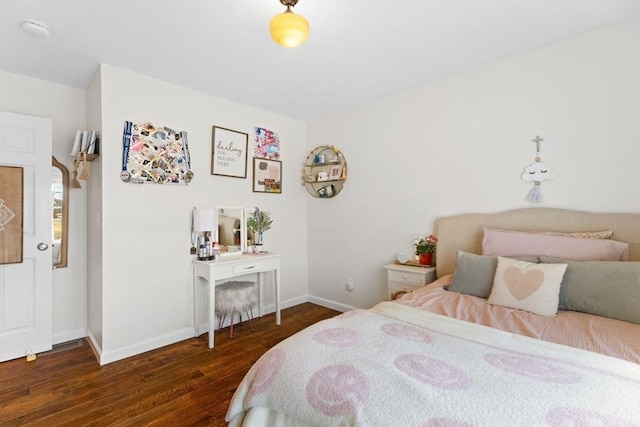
[215, 281, 258, 338]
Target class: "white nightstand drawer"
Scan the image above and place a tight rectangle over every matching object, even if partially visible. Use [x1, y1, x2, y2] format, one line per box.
[233, 261, 264, 275]
[389, 281, 421, 293]
[388, 270, 425, 285]
[388, 282, 421, 300]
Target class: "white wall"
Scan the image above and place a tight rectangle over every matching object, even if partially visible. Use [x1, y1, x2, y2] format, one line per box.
[0, 71, 88, 344]
[306, 17, 640, 310]
[95, 65, 308, 362]
[86, 69, 103, 350]
[2, 16, 638, 362]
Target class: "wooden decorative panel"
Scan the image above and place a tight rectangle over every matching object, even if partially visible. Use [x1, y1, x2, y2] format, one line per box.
[0, 166, 23, 264]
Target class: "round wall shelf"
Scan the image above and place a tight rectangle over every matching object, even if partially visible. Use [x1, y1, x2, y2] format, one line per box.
[302, 145, 347, 198]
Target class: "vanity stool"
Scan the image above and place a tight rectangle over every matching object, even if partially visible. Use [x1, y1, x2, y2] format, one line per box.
[215, 281, 258, 338]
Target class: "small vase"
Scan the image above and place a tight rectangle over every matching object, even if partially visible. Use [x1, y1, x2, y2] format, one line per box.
[256, 232, 266, 252]
[419, 253, 432, 266]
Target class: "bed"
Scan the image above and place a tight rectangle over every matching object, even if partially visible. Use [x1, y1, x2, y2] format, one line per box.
[226, 208, 640, 426]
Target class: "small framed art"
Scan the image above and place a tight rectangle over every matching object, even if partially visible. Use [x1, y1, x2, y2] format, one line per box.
[329, 165, 343, 180]
[211, 126, 249, 178]
[253, 158, 282, 194]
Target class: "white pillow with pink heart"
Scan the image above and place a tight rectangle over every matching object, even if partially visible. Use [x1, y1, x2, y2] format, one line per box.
[487, 256, 568, 316]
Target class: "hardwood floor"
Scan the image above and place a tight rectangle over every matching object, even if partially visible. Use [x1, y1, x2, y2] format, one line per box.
[0, 303, 340, 426]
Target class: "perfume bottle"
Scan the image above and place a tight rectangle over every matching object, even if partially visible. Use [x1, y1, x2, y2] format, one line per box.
[204, 232, 211, 257]
[213, 242, 221, 259]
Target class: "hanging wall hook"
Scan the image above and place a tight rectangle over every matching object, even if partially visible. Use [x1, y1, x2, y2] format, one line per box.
[532, 135, 543, 159]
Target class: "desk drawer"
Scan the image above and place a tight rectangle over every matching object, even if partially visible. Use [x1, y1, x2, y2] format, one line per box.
[233, 261, 264, 275]
[388, 270, 425, 285]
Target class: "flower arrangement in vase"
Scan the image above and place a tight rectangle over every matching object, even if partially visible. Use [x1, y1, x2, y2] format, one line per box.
[414, 234, 437, 265]
[247, 207, 273, 252]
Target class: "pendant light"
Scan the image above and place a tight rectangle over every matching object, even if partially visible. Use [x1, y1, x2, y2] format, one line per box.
[269, 0, 309, 48]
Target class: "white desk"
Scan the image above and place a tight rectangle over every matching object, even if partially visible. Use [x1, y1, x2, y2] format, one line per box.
[193, 253, 281, 348]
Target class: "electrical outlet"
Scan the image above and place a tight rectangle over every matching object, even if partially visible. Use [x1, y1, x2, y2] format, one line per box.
[346, 277, 354, 292]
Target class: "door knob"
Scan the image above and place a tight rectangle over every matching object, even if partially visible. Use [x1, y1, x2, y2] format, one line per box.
[37, 242, 49, 251]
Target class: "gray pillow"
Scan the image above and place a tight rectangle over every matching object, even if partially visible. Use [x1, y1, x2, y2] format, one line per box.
[448, 251, 540, 298]
[540, 256, 640, 324]
[447, 251, 498, 298]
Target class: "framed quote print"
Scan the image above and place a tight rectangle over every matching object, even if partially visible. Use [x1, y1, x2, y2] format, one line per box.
[211, 126, 249, 178]
[253, 158, 282, 194]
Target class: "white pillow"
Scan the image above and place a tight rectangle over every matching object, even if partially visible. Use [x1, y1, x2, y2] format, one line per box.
[488, 257, 567, 316]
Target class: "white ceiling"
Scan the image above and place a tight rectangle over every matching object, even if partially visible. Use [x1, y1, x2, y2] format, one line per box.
[1, 1, 638, 122]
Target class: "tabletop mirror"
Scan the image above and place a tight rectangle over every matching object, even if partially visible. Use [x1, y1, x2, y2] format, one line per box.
[216, 206, 247, 254]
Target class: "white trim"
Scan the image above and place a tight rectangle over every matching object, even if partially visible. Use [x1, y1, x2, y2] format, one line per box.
[93, 296, 353, 364]
[86, 330, 102, 362]
[53, 328, 87, 345]
[98, 327, 194, 365]
[307, 295, 352, 313]
[195, 295, 310, 336]
[264, 295, 308, 313]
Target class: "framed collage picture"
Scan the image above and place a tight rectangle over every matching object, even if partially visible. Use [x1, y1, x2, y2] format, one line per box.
[253, 158, 282, 193]
[121, 121, 192, 185]
[211, 126, 249, 178]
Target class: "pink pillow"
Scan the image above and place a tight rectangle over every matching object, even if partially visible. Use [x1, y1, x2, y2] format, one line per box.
[482, 228, 629, 261]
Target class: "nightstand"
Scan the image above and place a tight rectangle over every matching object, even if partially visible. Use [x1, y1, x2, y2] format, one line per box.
[384, 263, 436, 300]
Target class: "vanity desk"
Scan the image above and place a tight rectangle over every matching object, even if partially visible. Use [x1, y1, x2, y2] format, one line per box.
[193, 253, 281, 348]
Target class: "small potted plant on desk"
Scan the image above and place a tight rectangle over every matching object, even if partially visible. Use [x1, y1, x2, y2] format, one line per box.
[414, 234, 437, 266]
[247, 207, 273, 253]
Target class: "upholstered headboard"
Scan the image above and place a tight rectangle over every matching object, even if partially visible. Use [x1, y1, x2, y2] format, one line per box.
[433, 208, 640, 278]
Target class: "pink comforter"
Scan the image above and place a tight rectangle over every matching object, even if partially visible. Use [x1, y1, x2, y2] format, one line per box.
[398, 275, 640, 364]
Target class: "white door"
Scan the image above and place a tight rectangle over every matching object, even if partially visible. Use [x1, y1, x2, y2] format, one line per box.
[0, 111, 52, 362]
